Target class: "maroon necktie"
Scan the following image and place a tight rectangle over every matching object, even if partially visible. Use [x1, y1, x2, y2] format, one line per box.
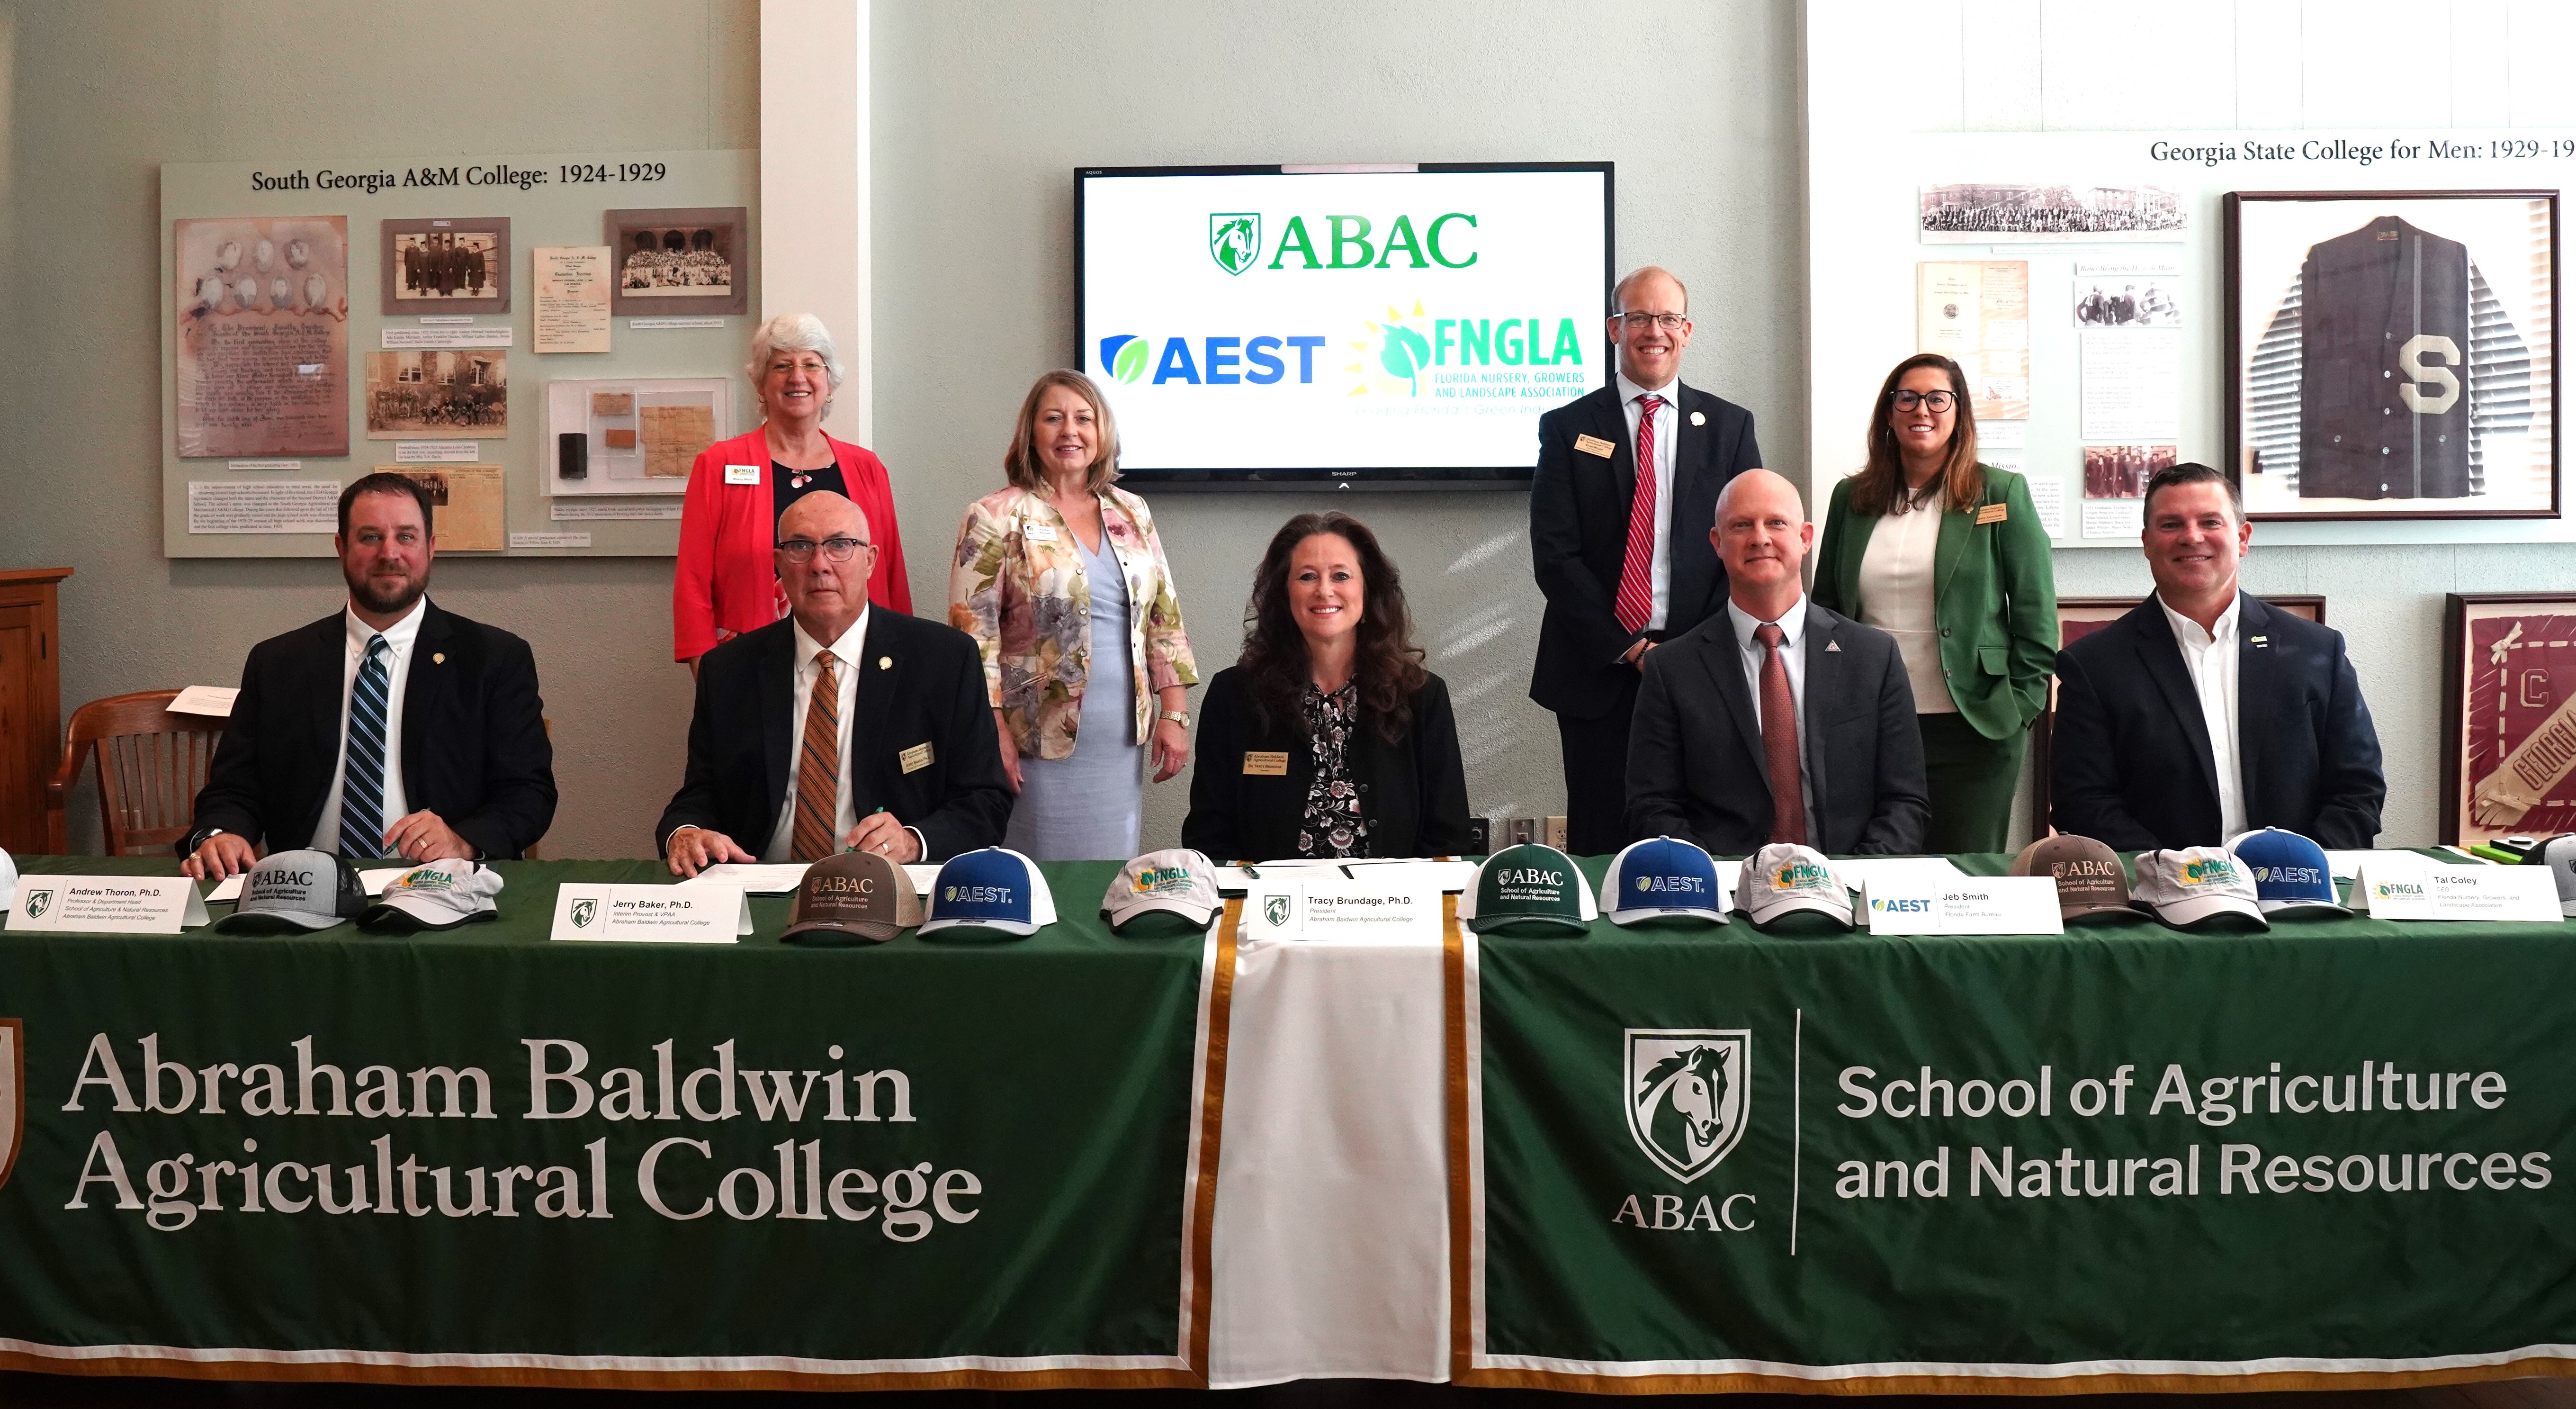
[1754, 623, 1805, 845]
[1612, 395, 1665, 634]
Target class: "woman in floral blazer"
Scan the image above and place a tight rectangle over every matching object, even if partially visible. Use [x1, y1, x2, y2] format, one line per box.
[949, 370, 1197, 860]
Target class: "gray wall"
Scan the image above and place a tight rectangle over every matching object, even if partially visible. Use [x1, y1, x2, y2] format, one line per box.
[872, 0, 1804, 848]
[0, 0, 756, 858]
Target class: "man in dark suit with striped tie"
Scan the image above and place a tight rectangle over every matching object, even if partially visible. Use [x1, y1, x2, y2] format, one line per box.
[655, 491, 1009, 876]
[183, 474, 556, 878]
[1529, 266, 1764, 856]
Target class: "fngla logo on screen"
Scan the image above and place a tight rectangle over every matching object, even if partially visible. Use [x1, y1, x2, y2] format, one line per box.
[1098, 334, 1328, 387]
[1345, 303, 1588, 398]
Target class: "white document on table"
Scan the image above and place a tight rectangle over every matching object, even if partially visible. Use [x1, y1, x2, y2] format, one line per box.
[205, 866, 410, 903]
[677, 862, 809, 894]
[1832, 856, 1966, 894]
[1217, 859, 1372, 897]
[167, 685, 239, 717]
[1337, 859, 1481, 893]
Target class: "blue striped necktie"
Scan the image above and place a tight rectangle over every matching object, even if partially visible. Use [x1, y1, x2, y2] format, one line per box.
[340, 635, 392, 859]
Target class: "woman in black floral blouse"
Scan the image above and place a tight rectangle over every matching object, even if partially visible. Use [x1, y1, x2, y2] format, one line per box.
[1184, 513, 1472, 861]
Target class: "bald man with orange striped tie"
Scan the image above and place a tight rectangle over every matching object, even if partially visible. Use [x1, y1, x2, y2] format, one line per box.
[658, 491, 1009, 875]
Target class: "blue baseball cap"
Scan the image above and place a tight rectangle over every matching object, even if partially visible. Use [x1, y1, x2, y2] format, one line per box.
[921, 847, 1057, 937]
[2226, 827, 2347, 916]
[1599, 836, 1730, 927]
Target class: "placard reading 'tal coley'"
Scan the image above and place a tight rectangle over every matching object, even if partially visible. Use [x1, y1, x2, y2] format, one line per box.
[550, 883, 751, 943]
[7, 877, 210, 934]
[1240, 880, 1442, 946]
[1861, 876, 2064, 936]
[2357, 861, 2561, 923]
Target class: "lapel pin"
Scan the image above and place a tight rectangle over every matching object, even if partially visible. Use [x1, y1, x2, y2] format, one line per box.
[432, 652, 445, 665]
[1825, 640, 1841, 653]
[1689, 410, 1706, 426]
[879, 656, 892, 669]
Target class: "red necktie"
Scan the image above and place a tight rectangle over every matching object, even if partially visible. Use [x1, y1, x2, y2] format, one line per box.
[1754, 623, 1806, 845]
[1612, 394, 1665, 635]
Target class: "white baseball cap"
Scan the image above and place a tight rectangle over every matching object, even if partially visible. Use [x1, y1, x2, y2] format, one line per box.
[2129, 847, 2268, 929]
[1102, 849, 1222, 934]
[1735, 843, 1852, 928]
[360, 860, 505, 933]
[2539, 836, 2576, 917]
[0, 848, 17, 912]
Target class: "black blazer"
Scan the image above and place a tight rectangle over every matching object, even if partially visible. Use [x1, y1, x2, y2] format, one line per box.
[1625, 602, 1929, 856]
[655, 611, 1010, 864]
[185, 601, 555, 859]
[2050, 593, 2385, 850]
[1527, 381, 1761, 719]
[1183, 666, 1472, 862]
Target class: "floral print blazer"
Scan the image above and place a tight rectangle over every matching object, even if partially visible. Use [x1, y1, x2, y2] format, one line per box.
[948, 484, 1198, 760]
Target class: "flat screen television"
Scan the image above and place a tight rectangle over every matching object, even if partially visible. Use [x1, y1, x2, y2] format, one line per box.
[1075, 162, 1614, 487]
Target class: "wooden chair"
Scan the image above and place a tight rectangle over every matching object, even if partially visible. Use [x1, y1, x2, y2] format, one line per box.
[46, 690, 226, 856]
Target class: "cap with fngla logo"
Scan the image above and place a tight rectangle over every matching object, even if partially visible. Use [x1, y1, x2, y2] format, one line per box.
[2129, 846, 2267, 929]
[1736, 842, 1852, 928]
[360, 860, 504, 933]
[1599, 836, 1730, 927]
[921, 847, 1057, 937]
[1461, 843, 1597, 934]
[1103, 848, 1221, 934]
[2227, 827, 2347, 916]
[216, 849, 368, 933]
[782, 850, 922, 945]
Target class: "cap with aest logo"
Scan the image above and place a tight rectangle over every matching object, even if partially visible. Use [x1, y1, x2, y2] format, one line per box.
[782, 850, 922, 945]
[1461, 843, 1597, 934]
[1599, 836, 1730, 927]
[2226, 827, 2348, 916]
[921, 847, 1057, 938]
[2008, 834, 2140, 922]
[215, 849, 368, 933]
[1736, 843, 1853, 929]
[360, 860, 505, 933]
[2128, 847, 2268, 929]
[1103, 849, 1222, 934]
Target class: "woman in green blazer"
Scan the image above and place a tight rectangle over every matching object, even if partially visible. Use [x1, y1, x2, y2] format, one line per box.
[1813, 353, 2057, 853]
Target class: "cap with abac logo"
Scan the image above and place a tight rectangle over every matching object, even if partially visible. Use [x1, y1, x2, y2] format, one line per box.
[2129, 846, 2268, 929]
[1599, 836, 1730, 927]
[2226, 827, 2348, 916]
[1736, 843, 1853, 929]
[215, 849, 367, 933]
[1461, 843, 1597, 934]
[781, 851, 922, 945]
[2009, 833, 2140, 923]
[921, 847, 1057, 938]
[1103, 848, 1221, 934]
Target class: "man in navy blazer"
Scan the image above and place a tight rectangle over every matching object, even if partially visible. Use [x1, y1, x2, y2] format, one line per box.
[2051, 463, 2384, 849]
[1626, 470, 1928, 856]
[1530, 265, 1763, 855]
[185, 474, 556, 876]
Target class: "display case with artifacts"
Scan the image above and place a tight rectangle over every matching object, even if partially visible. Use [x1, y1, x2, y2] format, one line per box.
[604, 207, 748, 316]
[544, 378, 729, 496]
[2442, 592, 2576, 846]
[380, 218, 510, 315]
[174, 215, 349, 458]
[2227, 190, 2559, 523]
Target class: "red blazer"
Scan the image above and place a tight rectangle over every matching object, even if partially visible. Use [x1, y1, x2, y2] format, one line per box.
[672, 429, 913, 660]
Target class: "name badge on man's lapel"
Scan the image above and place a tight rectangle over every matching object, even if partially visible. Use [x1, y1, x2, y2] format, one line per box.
[1573, 434, 1616, 458]
[1975, 503, 2008, 525]
[724, 463, 761, 486]
[899, 742, 934, 774]
[1243, 751, 1290, 777]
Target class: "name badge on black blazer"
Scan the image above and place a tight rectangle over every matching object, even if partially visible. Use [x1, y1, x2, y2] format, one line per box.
[900, 742, 933, 774]
[1573, 434, 1616, 458]
[1244, 751, 1289, 777]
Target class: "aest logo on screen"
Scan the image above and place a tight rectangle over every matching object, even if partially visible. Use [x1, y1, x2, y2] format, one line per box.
[1204, 210, 1480, 275]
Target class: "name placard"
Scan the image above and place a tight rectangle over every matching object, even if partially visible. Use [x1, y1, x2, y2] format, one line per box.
[1240, 881, 1442, 946]
[550, 884, 750, 943]
[7, 877, 210, 934]
[2359, 862, 2560, 922]
[1862, 876, 2064, 936]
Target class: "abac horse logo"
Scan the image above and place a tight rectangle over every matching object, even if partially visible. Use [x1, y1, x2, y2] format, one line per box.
[570, 899, 598, 930]
[1624, 1029, 1750, 1183]
[1264, 894, 1292, 929]
[1209, 213, 1261, 276]
[21, 889, 51, 921]
[0, 1020, 23, 1192]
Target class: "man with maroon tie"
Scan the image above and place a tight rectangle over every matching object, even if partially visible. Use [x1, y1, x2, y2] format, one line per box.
[1528, 266, 1763, 856]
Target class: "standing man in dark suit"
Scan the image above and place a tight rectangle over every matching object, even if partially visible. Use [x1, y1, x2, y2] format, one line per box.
[183, 474, 556, 878]
[658, 491, 1009, 873]
[2052, 463, 2384, 849]
[1529, 265, 1763, 855]
[1626, 470, 1928, 856]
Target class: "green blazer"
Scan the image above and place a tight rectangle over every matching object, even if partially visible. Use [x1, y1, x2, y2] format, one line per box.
[1812, 465, 2058, 741]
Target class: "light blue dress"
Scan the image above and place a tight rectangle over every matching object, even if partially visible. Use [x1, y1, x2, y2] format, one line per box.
[1006, 527, 1142, 860]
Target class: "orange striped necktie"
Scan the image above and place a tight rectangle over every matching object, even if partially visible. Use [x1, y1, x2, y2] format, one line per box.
[791, 651, 842, 862]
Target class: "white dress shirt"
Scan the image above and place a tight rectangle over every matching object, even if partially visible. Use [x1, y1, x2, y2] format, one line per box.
[1725, 593, 1820, 843]
[2160, 592, 2247, 837]
[1616, 370, 1682, 632]
[762, 608, 868, 863]
[310, 597, 426, 855]
[1855, 498, 1957, 713]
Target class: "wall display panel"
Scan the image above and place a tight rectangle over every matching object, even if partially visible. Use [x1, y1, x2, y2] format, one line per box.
[1809, 130, 2576, 550]
[159, 150, 756, 558]
[544, 379, 733, 497]
[2441, 592, 2576, 848]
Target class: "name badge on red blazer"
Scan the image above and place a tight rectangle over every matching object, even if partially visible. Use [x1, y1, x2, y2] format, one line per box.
[724, 463, 761, 486]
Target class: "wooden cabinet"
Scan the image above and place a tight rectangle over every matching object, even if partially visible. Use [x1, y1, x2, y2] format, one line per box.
[0, 568, 72, 855]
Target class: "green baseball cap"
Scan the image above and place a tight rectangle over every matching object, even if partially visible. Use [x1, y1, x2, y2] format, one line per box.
[1461, 843, 1599, 934]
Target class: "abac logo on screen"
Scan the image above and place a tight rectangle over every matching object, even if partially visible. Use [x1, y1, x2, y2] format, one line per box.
[1209, 214, 1261, 276]
[1203, 211, 1480, 274]
[1099, 334, 1329, 387]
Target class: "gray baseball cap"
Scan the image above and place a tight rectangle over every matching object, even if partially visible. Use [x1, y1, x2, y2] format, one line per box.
[215, 849, 367, 933]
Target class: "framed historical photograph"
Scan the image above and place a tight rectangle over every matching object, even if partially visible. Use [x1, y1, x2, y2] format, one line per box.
[1918, 184, 2185, 244]
[380, 217, 510, 315]
[604, 206, 747, 316]
[2032, 595, 2326, 834]
[2226, 190, 2559, 523]
[174, 215, 349, 458]
[364, 350, 507, 438]
[2441, 593, 2576, 846]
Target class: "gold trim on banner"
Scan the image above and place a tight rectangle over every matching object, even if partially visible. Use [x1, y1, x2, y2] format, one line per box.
[1185, 896, 1243, 1384]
